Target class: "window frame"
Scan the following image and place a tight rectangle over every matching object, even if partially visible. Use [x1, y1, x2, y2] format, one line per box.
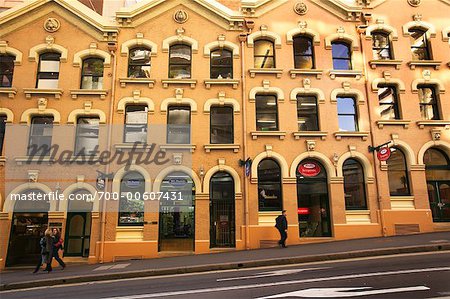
[257, 158, 283, 211]
[27, 115, 54, 156]
[409, 28, 432, 60]
[36, 52, 61, 89]
[167, 105, 191, 144]
[337, 96, 359, 132]
[371, 31, 393, 60]
[343, 158, 367, 210]
[377, 84, 401, 120]
[296, 94, 319, 131]
[168, 44, 192, 79]
[210, 106, 234, 144]
[255, 94, 279, 131]
[210, 48, 233, 79]
[74, 116, 100, 156]
[331, 41, 352, 70]
[293, 35, 315, 69]
[418, 85, 440, 120]
[254, 39, 276, 69]
[123, 104, 148, 143]
[0, 115, 6, 155]
[118, 171, 145, 226]
[80, 57, 105, 90]
[388, 147, 411, 196]
[127, 47, 152, 78]
[0, 55, 15, 88]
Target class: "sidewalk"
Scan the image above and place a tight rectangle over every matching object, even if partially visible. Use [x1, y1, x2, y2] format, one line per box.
[1, 231, 449, 291]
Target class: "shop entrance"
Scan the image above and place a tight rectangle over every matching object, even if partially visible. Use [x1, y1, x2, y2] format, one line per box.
[296, 160, 332, 237]
[159, 172, 195, 252]
[425, 148, 450, 222]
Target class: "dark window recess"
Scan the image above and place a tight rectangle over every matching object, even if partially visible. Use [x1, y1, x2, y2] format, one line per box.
[254, 39, 275, 68]
[293, 35, 314, 69]
[343, 159, 367, 210]
[258, 159, 282, 211]
[372, 32, 392, 60]
[75, 117, 100, 156]
[210, 49, 232, 79]
[337, 97, 358, 132]
[332, 42, 352, 70]
[0, 116, 6, 155]
[378, 85, 400, 120]
[36, 52, 61, 89]
[28, 116, 54, 156]
[0, 55, 15, 88]
[409, 28, 431, 60]
[418, 85, 440, 120]
[128, 47, 151, 78]
[81, 58, 104, 89]
[169, 44, 191, 79]
[297, 95, 319, 131]
[388, 147, 411, 196]
[118, 171, 145, 226]
[167, 106, 191, 144]
[256, 94, 278, 131]
[210, 106, 233, 144]
[124, 105, 148, 143]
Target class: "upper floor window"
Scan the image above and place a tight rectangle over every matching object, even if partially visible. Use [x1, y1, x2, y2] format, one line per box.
[332, 42, 352, 70]
[372, 31, 392, 60]
[418, 85, 440, 120]
[297, 95, 319, 131]
[169, 44, 191, 79]
[28, 116, 54, 156]
[167, 106, 190, 144]
[409, 28, 431, 60]
[81, 58, 104, 89]
[258, 158, 282, 211]
[75, 117, 100, 156]
[210, 49, 232, 79]
[254, 39, 275, 68]
[210, 106, 233, 144]
[124, 105, 148, 143]
[0, 116, 6, 155]
[36, 52, 61, 89]
[293, 35, 315, 69]
[343, 158, 367, 210]
[128, 47, 151, 78]
[0, 55, 15, 88]
[337, 96, 358, 131]
[256, 94, 278, 131]
[378, 85, 400, 120]
[387, 147, 411, 196]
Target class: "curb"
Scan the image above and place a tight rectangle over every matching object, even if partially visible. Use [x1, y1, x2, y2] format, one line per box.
[1, 243, 449, 291]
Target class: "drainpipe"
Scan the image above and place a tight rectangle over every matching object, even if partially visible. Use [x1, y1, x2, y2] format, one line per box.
[357, 18, 387, 237]
[100, 42, 117, 263]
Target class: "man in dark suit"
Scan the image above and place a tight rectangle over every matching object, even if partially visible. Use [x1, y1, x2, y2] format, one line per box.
[275, 210, 288, 248]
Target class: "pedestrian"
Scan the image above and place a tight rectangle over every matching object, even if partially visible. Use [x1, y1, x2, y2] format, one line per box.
[33, 228, 53, 273]
[51, 228, 66, 269]
[275, 210, 288, 248]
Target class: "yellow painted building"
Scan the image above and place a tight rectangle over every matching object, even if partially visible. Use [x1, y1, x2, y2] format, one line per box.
[0, 0, 449, 269]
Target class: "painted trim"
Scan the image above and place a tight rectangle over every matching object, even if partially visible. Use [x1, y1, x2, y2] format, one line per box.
[204, 40, 239, 58]
[325, 32, 359, 51]
[247, 30, 282, 48]
[411, 78, 446, 93]
[162, 36, 198, 53]
[112, 165, 152, 195]
[0, 42, 23, 65]
[286, 27, 320, 45]
[402, 20, 436, 38]
[371, 77, 406, 92]
[152, 165, 202, 193]
[251, 150, 289, 179]
[61, 182, 99, 212]
[417, 140, 450, 165]
[203, 97, 240, 114]
[249, 86, 284, 101]
[29, 43, 68, 63]
[20, 108, 61, 124]
[365, 22, 399, 41]
[117, 96, 155, 113]
[290, 87, 325, 103]
[73, 48, 111, 67]
[203, 165, 242, 194]
[67, 108, 107, 124]
[330, 87, 365, 104]
[391, 139, 417, 165]
[290, 151, 336, 179]
[3, 183, 56, 212]
[121, 38, 158, 57]
[0, 108, 14, 123]
[336, 151, 375, 182]
[160, 97, 197, 113]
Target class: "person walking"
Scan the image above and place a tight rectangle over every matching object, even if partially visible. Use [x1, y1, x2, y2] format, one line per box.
[51, 228, 66, 269]
[33, 228, 53, 273]
[275, 210, 288, 248]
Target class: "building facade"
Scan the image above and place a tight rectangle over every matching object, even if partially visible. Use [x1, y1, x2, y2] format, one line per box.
[0, 0, 449, 269]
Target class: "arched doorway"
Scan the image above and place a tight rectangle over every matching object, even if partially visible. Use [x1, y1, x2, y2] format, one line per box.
[296, 159, 332, 237]
[424, 148, 450, 222]
[65, 189, 94, 257]
[159, 172, 195, 252]
[6, 189, 49, 266]
[210, 172, 235, 248]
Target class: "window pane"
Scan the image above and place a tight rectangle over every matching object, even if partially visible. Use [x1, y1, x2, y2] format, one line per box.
[81, 75, 103, 89]
[333, 58, 352, 70]
[254, 40, 274, 56]
[388, 148, 410, 196]
[128, 65, 151, 78]
[294, 56, 313, 69]
[419, 87, 438, 120]
[119, 171, 145, 225]
[0, 116, 5, 155]
[210, 106, 233, 144]
[343, 159, 367, 209]
[293, 36, 313, 55]
[167, 106, 190, 144]
[81, 58, 104, 89]
[337, 97, 356, 114]
[124, 105, 148, 143]
[297, 96, 318, 131]
[258, 159, 282, 211]
[256, 95, 278, 131]
[378, 86, 399, 120]
[254, 56, 275, 68]
[332, 43, 350, 58]
[0, 55, 14, 87]
[128, 48, 151, 78]
[129, 48, 151, 64]
[211, 49, 233, 79]
[169, 65, 191, 79]
[338, 115, 357, 131]
[170, 45, 191, 63]
[411, 47, 429, 60]
[75, 117, 100, 155]
[28, 116, 54, 156]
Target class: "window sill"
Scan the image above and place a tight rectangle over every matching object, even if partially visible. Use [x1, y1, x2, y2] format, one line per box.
[376, 120, 411, 129]
[416, 120, 450, 129]
[390, 196, 415, 210]
[345, 210, 371, 224]
[119, 78, 155, 88]
[159, 144, 196, 152]
[408, 60, 442, 70]
[248, 68, 283, 78]
[161, 79, 197, 89]
[334, 131, 369, 141]
[70, 89, 108, 99]
[23, 88, 63, 99]
[293, 131, 327, 140]
[369, 59, 403, 70]
[250, 131, 286, 140]
[289, 69, 323, 79]
[0, 87, 17, 98]
[204, 144, 240, 153]
[0, 156, 5, 166]
[114, 143, 152, 150]
[15, 156, 54, 164]
[204, 79, 239, 89]
[60, 155, 101, 163]
[329, 70, 362, 80]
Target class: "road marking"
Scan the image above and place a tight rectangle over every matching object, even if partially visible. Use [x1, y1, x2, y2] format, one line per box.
[256, 286, 430, 298]
[111, 263, 131, 269]
[217, 267, 329, 282]
[94, 266, 113, 271]
[101, 267, 450, 299]
[94, 264, 130, 271]
[430, 240, 449, 243]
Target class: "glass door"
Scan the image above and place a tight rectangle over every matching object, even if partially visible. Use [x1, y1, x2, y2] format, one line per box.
[65, 212, 91, 257]
[427, 181, 450, 222]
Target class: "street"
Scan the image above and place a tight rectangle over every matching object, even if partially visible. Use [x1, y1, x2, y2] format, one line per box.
[1, 251, 449, 299]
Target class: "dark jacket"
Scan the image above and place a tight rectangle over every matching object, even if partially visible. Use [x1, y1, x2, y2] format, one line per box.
[275, 215, 288, 231]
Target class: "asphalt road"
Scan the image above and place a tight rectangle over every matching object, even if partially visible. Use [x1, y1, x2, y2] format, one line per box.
[1, 251, 450, 299]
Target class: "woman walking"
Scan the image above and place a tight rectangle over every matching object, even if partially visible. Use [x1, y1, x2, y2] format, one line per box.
[33, 228, 53, 273]
[52, 228, 66, 269]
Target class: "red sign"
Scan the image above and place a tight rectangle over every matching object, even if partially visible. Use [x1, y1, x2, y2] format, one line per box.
[298, 207, 310, 215]
[377, 147, 391, 161]
[298, 162, 321, 177]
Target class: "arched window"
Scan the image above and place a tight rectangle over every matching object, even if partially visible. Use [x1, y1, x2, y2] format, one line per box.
[169, 44, 191, 79]
[371, 31, 392, 60]
[343, 159, 367, 209]
[36, 52, 61, 88]
[0, 55, 15, 87]
[119, 171, 145, 226]
[210, 49, 232, 79]
[81, 58, 104, 89]
[254, 39, 275, 68]
[128, 47, 151, 78]
[408, 28, 431, 60]
[257, 159, 282, 211]
[331, 41, 352, 70]
[387, 147, 411, 196]
[293, 35, 315, 69]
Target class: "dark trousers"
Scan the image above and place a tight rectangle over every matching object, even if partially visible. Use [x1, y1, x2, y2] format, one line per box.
[34, 253, 52, 273]
[277, 228, 287, 247]
[52, 249, 66, 268]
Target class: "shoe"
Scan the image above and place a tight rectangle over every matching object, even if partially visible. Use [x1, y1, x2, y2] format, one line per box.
[62, 265, 66, 270]
[32, 269, 38, 274]
[282, 245, 287, 248]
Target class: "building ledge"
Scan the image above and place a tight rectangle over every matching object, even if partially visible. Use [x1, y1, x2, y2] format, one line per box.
[376, 120, 411, 129]
[334, 131, 369, 141]
[390, 196, 415, 210]
[15, 156, 53, 164]
[204, 79, 239, 89]
[345, 210, 371, 224]
[159, 144, 196, 152]
[119, 78, 155, 88]
[329, 70, 362, 80]
[23, 88, 63, 99]
[70, 89, 108, 99]
[161, 79, 197, 89]
[204, 144, 240, 153]
[114, 143, 152, 150]
[293, 131, 327, 140]
[289, 69, 323, 79]
[408, 60, 442, 70]
[249, 68, 283, 78]
[0, 87, 17, 98]
[369, 59, 403, 70]
[250, 131, 286, 140]
[0, 156, 5, 166]
[60, 155, 101, 163]
[416, 120, 450, 129]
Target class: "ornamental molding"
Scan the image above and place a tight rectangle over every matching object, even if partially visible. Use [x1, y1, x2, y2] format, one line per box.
[293, 1, 308, 15]
[286, 21, 320, 45]
[365, 19, 398, 40]
[44, 17, 61, 32]
[173, 10, 188, 24]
